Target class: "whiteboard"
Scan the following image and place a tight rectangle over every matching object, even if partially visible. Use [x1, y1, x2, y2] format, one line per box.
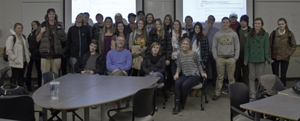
[255, 1, 300, 44]
[22, 2, 63, 37]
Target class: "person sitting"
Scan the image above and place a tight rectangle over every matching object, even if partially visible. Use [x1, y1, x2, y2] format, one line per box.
[143, 42, 166, 83]
[173, 38, 207, 114]
[106, 36, 132, 76]
[74, 40, 106, 75]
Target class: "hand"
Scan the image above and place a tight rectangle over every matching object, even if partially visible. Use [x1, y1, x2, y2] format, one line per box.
[149, 71, 154, 75]
[140, 48, 145, 53]
[166, 60, 170, 66]
[201, 73, 207, 79]
[122, 71, 127, 76]
[89, 70, 94, 75]
[57, 25, 61, 29]
[244, 61, 248, 66]
[269, 60, 274, 64]
[112, 68, 120, 74]
[173, 73, 179, 80]
[81, 71, 86, 75]
[207, 23, 212, 28]
[171, 55, 175, 60]
[41, 27, 46, 33]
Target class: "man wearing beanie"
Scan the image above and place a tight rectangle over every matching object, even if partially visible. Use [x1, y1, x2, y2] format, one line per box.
[65, 13, 91, 72]
[234, 15, 251, 85]
[37, 8, 66, 80]
[229, 13, 240, 30]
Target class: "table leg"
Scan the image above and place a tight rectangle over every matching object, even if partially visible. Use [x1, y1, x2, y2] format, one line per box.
[84, 107, 90, 121]
[279, 118, 284, 121]
[42, 108, 47, 121]
[101, 104, 106, 121]
[255, 112, 261, 121]
[62, 110, 67, 121]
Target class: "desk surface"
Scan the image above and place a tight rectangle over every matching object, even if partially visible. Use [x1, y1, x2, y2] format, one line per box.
[278, 88, 300, 99]
[240, 94, 300, 120]
[32, 74, 159, 110]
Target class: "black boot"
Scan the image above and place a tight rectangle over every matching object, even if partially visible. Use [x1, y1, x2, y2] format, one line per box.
[180, 94, 188, 110]
[173, 96, 181, 114]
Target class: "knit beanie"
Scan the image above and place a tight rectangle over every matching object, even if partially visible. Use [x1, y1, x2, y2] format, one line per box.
[240, 15, 249, 24]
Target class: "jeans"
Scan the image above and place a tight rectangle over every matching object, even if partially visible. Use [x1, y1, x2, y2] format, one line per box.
[271, 59, 289, 86]
[174, 75, 201, 95]
[145, 72, 164, 83]
[11, 62, 27, 86]
[69, 57, 77, 73]
[26, 59, 42, 88]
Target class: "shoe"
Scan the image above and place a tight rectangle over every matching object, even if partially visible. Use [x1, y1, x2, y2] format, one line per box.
[212, 95, 220, 100]
[222, 90, 229, 94]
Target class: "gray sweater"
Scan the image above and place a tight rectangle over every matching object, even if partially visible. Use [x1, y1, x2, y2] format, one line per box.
[212, 28, 240, 60]
[176, 52, 205, 77]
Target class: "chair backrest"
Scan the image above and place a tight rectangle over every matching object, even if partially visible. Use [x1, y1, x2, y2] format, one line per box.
[132, 84, 157, 118]
[0, 95, 35, 121]
[42, 72, 59, 84]
[258, 74, 286, 96]
[229, 82, 249, 119]
[0, 67, 10, 86]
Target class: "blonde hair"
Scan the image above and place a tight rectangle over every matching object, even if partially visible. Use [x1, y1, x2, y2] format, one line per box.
[154, 19, 165, 40]
[150, 42, 162, 55]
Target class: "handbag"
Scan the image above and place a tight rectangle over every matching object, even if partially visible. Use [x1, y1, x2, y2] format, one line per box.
[292, 81, 300, 94]
[131, 45, 144, 70]
[0, 83, 28, 96]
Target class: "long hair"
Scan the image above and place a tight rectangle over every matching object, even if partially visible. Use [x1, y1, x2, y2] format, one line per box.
[145, 13, 154, 24]
[31, 20, 40, 31]
[114, 22, 128, 40]
[136, 19, 148, 43]
[250, 17, 264, 37]
[277, 18, 291, 34]
[172, 20, 183, 41]
[153, 19, 165, 40]
[163, 14, 173, 29]
[103, 17, 114, 34]
[193, 22, 204, 47]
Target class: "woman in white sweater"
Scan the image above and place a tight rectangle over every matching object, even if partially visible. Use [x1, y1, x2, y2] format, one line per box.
[6, 23, 30, 86]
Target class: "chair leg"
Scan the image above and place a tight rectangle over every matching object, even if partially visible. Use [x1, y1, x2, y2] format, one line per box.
[200, 89, 204, 111]
[72, 111, 83, 121]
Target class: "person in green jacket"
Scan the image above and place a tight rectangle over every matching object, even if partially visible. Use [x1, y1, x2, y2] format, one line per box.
[244, 17, 274, 100]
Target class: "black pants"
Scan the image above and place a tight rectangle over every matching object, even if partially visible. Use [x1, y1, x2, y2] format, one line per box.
[207, 52, 217, 85]
[271, 59, 289, 86]
[11, 62, 27, 87]
[26, 59, 42, 88]
[174, 75, 202, 96]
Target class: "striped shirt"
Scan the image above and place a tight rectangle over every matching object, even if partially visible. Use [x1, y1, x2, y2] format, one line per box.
[176, 52, 204, 76]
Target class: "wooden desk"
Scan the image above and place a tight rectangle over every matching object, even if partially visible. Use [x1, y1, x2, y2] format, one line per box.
[240, 94, 300, 121]
[32, 74, 159, 121]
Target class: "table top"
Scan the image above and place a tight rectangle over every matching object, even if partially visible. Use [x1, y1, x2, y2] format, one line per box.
[32, 74, 159, 110]
[240, 94, 300, 120]
[278, 88, 300, 99]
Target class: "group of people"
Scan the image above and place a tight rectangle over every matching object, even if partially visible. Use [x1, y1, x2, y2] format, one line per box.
[5, 8, 297, 114]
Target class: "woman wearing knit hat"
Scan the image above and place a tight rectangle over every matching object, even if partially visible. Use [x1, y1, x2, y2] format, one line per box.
[269, 18, 297, 86]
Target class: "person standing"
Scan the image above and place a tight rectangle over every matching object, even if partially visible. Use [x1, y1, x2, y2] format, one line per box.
[229, 13, 240, 30]
[163, 14, 173, 34]
[269, 18, 297, 86]
[99, 17, 114, 58]
[234, 15, 251, 85]
[203, 15, 219, 86]
[65, 13, 91, 72]
[127, 13, 136, 34]
[244, 17, 273, 99]
[36, 8, 66, 81]
[111, 22, 129, 50]
[26, 21, 42, 91]
[182, 16, 193, 36]
[137, 11, 145, 20]
[92, 13, 104, 41]
[6, 23, 30, 87]
[145, 13, 155, 33]
[212, 17, 240, 100]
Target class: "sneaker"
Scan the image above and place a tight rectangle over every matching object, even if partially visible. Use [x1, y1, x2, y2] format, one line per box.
[212, 95, 220, 100]
[222, 90, 229, 94]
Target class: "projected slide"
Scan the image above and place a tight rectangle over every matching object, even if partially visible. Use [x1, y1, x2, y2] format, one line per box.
[72, 0, 136, 24]
[183, 0, 247, 22]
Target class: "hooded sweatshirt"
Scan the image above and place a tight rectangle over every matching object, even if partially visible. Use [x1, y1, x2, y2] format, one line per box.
[212, 28, 240, 60]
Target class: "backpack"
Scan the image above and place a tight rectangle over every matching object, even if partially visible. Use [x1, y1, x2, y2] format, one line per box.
[3, 35, 26, 62]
